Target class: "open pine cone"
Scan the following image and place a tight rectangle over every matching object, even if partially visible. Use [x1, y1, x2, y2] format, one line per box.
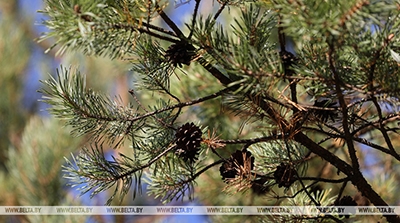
[273, 162, 296, 188]
[219, 149, 255, 180]
[335, 195, 357, 218]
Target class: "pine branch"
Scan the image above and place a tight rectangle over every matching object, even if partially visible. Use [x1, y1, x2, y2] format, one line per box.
[63, 144, 176, 205]
[126, 86, 233, 123]
[146, 153, 223, 203]
[328, 40, 359, 170]
[196, 57, 233, 85]
[278, 15, 298, 109]
[352, 136, 400, 161]
[370, 95, 398, 159]
[214, 1, 227, 20]
[40, 0, 180, 58]
[215, 134, 285, 145]
[116, 144, 176, 180]
[110, 22, 180, 43]
[293, 132, 400, 223]
[192, 16, 364, 206]
[63, 146, 138, 205]
[141, 20, 178, 37]
[129, 89, 176, 129]
[254, 174, 349, 184]
[299, 176, 350, 184]
[187, 0, 201, 40]
[304, 121, 400, 162]
[41, 67, 232, 145]
[155, 3, 185, 39]
[351, 113, 400, 136]
[40, 67, 143, 147]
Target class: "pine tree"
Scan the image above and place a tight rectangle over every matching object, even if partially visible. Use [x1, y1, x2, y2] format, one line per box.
[39, 0, 400, 222]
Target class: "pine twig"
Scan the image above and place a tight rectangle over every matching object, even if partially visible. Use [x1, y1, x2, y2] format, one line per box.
[126, 87, 233, 123]
[181, 160, 224, 185]
[351, 113, 400, 136]
[327, 41, 359, 170]
[188, 0, 201, 40]
[116, 144, 176, 180]
[141, 20, 178, 37]
[155, 4, 186, 39]
[215, 134, 285, 145]
[128, 89, 175, 129]
[214, 1, 227, 20]
[108, 22, 180, 43]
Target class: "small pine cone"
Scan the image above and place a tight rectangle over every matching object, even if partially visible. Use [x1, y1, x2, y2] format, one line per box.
[165, 41, 196, 68]
[280, 50, 297, 77]
[219, 149, 254, 180]
[273, 163, 296, 188]
[335, 195, 357, 218]
[335, 195, 357, 206]
[280, 50, 297, 68]
[220, 161, 237, 180]
[313, 99, 338, 123]
[251, 177, 269, 195]
[175, 122, 202, 163]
